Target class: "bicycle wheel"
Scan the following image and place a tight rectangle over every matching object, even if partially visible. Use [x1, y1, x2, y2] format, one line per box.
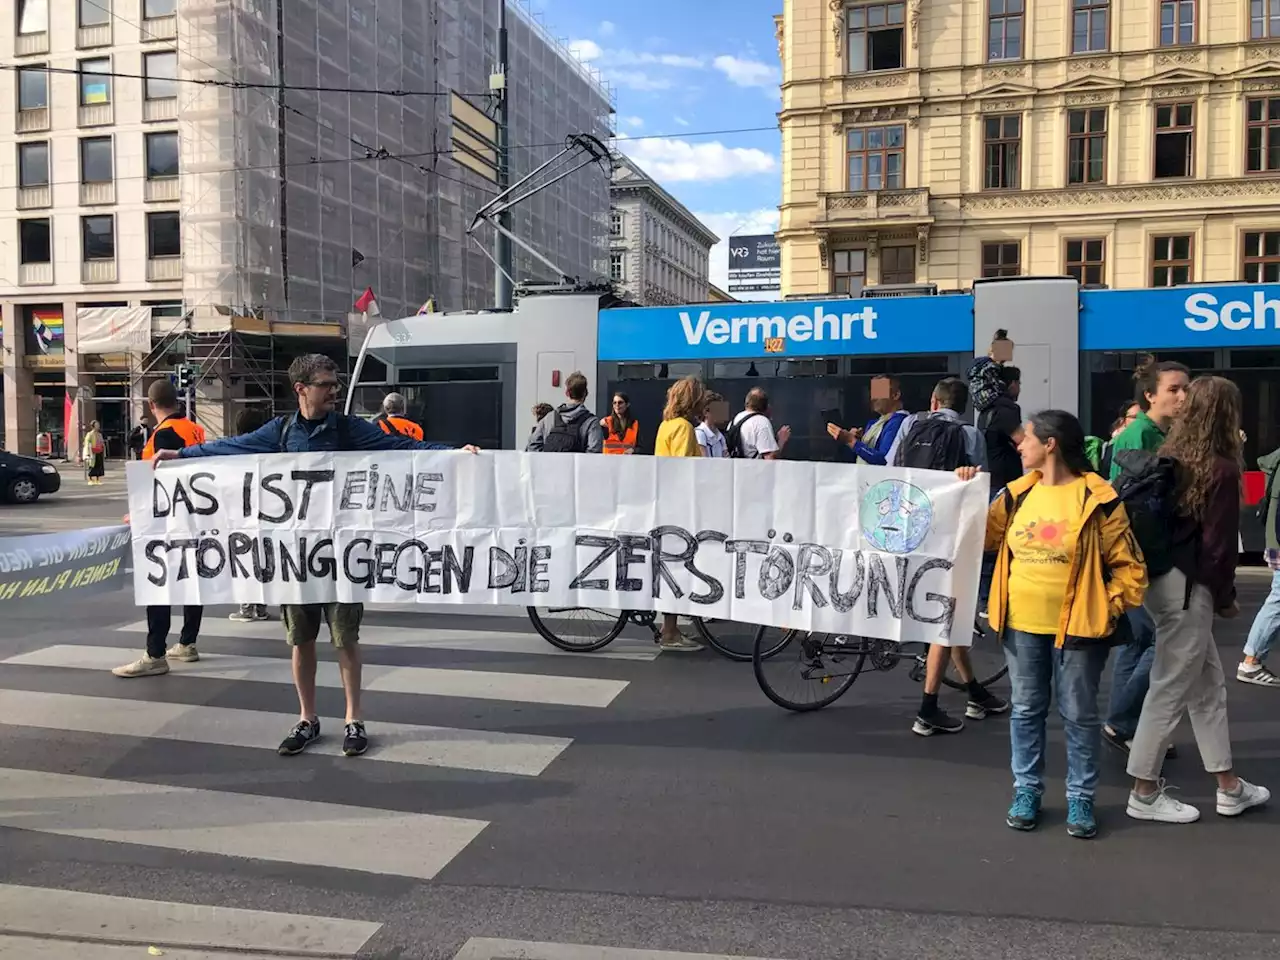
[527, 606, 627, 652]
[753, 627, 867, 712]
[693, 618, 791, 662]
[941, 618, 1009, 690]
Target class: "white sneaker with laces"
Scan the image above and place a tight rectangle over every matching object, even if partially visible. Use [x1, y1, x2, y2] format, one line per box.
[111, 655, 170, 679]
[165, 643, 199, 662]
[1127, 781, 1200, 823]
[1217, 778, 1270, 817]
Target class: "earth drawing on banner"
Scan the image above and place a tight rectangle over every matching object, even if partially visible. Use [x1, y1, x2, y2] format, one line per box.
[860, 479, 933, 554]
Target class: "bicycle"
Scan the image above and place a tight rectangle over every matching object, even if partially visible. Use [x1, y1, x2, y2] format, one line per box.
[527, 606, 793, 662]
[751, 617, 1007, 712]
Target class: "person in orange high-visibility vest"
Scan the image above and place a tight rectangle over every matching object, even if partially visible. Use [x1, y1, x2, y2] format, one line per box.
[117, 378, 207, 679]
[602, 392, 640, 455]
[375, 392, 425, 441]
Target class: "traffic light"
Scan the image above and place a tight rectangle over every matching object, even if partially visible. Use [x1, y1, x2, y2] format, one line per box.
[175, 364, 191, 390]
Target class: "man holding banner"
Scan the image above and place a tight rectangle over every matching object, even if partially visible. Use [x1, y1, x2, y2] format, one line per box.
[149, 354, 481, 758]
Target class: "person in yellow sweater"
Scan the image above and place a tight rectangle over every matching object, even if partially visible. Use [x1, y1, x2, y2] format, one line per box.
[653, 376, 705, 650]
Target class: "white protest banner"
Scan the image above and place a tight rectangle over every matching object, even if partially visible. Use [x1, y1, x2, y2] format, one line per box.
[127, 453, 990, 646]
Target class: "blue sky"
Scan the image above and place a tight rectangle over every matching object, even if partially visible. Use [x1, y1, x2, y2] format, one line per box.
[525, 0, 783, 287]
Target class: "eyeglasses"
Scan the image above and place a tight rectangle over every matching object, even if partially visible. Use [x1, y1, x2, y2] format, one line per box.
[308, 379, 341, 391]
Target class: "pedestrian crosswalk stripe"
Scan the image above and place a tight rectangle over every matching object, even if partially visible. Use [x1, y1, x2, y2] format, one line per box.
[0, 768, 486, 881]
[0, 884, 380, 957]
[0, 689, 571, 776]
[2, 645, 630, 708]
[453, 939, 787, 960]
[117, 618, 661, 661]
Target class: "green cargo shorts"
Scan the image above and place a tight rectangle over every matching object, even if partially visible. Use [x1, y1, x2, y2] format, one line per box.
[281, 602, 363, 648]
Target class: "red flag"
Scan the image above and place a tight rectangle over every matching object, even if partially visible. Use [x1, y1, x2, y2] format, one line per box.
[353, 287, 380, 316]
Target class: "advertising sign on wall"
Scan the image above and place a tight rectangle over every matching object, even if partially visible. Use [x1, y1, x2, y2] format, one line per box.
[728, 235, 781, 293]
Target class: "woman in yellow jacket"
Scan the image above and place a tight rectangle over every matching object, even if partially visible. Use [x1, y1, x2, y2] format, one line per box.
[653, 376, 705, 651]
[961, 409, 1146, 840]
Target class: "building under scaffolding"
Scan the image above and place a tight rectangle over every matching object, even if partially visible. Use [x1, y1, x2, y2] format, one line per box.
[0, 0, 612, 454]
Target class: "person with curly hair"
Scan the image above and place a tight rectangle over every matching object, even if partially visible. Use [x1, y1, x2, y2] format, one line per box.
[653, 376, 706, 651]
[1126, 376, 1270, 824]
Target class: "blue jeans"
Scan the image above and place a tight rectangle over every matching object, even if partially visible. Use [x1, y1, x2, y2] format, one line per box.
[1244, 569, 1280, 661]
[1004, 629, 1109, 801]
[1105, 606, 1156, 740]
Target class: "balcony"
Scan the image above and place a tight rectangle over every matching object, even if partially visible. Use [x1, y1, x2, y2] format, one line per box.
[17, 186, 51, 210]
[80, 181, 116, 206]
[147, 257, 183, 281]
[817, 188, 932, 225]
[143, 16, 178, 40]
[144, 98, 178, 122]
[145, 177, 180, 202]
[17, 108, 50, 133]
[82, 259, 118, 283]
[79, 102, 114, 127]
[15, 32, 49, 56]
[77, 23, 112, 48]
[19, 262, 53, 285]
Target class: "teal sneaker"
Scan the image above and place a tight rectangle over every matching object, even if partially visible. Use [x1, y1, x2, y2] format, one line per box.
[1006, 788, 1040, 831]
[1067, 796, 1097, 839]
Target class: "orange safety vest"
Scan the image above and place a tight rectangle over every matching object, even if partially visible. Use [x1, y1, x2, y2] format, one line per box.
[378, 416, 424, 441]
[142, 415, 206, 460]
[602, 418, 639, 455]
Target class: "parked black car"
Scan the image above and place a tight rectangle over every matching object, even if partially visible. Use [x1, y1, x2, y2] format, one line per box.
[0, 452, 61, 503]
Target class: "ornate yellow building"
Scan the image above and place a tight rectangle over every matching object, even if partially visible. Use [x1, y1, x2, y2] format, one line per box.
[776, 0, 1280, 294]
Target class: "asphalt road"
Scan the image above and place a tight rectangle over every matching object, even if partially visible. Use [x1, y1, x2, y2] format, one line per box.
[0, 486, 1278, 958]
[0, 462, 130, 534]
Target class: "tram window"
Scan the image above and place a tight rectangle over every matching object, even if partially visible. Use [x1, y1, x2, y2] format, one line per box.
[354, 356, 387, 384]
[399, 366, 500, 383]
[1229, 349, 1280, 369]
[617, 362, 702, 380]
[848, 354, 950, 375]
[1150, 350, 1214, 370]
[711, 361, 761, 378]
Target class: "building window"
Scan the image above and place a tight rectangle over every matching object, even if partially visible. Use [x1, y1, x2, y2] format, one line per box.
[19, 65, 49, 109]
[1251, 0, 1280, 39]
[1159, 0, 1195, 45]
[146, 131, 179, 178]
[79, 57, 111, 105]
[18, 142, 49, 187]
[846, 2, 905, 73]
[20, 219, 51, 265]
[18, 0, 48, 34]
[79, 0, 109, 26]
[144, 51, 178, 100]
[981, 241, 1020, 278]
[609, 252, 623, 281]
[846, 124, 905, 191]
[1065, 238, 1105, 287]
[1071, 0, 1109, 53]
[1243, 231, 1280, 282]
[82, 214, 115, 261]
[147, 212, 181, 258]
[880, 246, 915, 284]
[144, 0, 176, 17]
[80, 136, 113, 183]
[987, 0, 1023, 60]
[610, 211, 622, 236]
[983, 114, 1021, 190]
[832, 249, 867, 295]
[1067, 107, 1107, 184]
[1151, 235, 1193, 287]
[1154, 102, 1194, 179]
[1246, 97, 1280, 173]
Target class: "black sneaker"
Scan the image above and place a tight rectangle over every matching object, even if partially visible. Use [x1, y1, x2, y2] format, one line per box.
[1103, 725, 1177, 759]
[342, 721, 368, 757]
[912, 707, 964, 737]
[278, 719, 320, 756]
[966, 692, 1010, 720]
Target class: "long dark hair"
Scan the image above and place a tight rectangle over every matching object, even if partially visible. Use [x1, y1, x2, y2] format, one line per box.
[608, 392, 633, 437]
[1160, 376, 1243, 521]
[1028, 409, 1094, 477]
[1133, 355, 1190, 411]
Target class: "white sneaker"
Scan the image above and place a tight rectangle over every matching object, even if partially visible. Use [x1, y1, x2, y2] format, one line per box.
[1127, 781, 1200, 823]
[658, 634, 704, 652]
[1217, 778, 1270, 817]
[229, 608, 255, 623]
[165, 643, 199, 662]
[111, 655, 170, 678]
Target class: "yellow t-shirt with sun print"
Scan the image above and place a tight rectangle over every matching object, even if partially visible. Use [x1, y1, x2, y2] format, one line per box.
[1005, 477, 1089, 636]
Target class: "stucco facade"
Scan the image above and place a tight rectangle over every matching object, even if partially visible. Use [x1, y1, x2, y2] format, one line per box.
[777, 0, 1280, 295]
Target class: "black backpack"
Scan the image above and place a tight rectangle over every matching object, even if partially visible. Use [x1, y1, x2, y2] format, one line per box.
[277, 413, 351, 452]
[896, 416, 970, 471]
[725, 412, 764, 459]
[1111, 449, 1183, 577]
[540, 409, 590, 453]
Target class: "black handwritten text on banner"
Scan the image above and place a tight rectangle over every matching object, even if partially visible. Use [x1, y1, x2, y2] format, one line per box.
[127, 453, 989, 646]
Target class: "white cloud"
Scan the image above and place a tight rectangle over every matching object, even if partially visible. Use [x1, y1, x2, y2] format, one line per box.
[673, 115, 690, 127]
[693, 209, 781, 292]
[620, 138, 776, 183]
[568, 39, 602, 63]
[609, 70, 673, 91]
[621, 115, 645, 129]
[599, 20, 616, 36]
[713, 55, 780, 89]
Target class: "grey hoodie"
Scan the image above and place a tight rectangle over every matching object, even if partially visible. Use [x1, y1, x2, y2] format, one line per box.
[525, 401, 604, 454]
